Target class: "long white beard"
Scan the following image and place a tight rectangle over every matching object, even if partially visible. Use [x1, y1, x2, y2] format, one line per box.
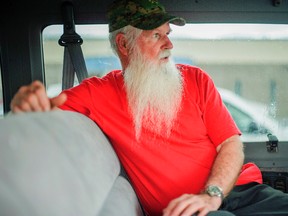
[124, 47, 183, 140]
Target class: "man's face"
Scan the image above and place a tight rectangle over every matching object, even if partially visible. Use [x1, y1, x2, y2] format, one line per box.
[135, 22, 173, 64]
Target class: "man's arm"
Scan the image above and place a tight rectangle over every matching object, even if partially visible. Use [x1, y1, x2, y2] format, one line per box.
[163, 134, 244, 216]
[205, 134, 244, 197]
[10, 80, 67, 113]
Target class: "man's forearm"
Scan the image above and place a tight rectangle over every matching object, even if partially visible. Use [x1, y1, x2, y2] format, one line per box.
[204, 135, 244, 197]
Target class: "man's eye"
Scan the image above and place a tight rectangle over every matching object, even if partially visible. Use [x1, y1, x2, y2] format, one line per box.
[153, 33, 160, 39]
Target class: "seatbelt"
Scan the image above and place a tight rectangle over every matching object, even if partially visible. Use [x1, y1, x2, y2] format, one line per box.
[58, 2, 88, 90]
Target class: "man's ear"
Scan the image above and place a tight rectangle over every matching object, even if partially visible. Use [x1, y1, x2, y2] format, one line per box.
[116, 33, 128, 56]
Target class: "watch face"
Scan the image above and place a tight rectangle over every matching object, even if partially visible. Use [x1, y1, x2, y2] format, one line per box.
[206, 185, 223, 199]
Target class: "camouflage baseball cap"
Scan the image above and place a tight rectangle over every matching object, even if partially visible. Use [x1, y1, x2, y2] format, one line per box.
[107, 0, 186, 32]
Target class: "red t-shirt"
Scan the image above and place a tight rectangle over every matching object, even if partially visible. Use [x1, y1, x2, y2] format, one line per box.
[59, 64, 262, 216]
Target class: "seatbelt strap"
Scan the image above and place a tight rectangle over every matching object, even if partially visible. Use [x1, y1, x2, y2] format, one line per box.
[61, 44, 88, 90]
[58, 2, 88, 90]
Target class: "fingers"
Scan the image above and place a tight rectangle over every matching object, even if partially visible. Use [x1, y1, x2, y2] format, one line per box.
[33, 82, 52, 111]
[163, 194, 220, 216]
[11, 82, 41, 113]
[10, 80, 66, 113]
[163, 194, 190, 216]
[163, 194, 201, 216]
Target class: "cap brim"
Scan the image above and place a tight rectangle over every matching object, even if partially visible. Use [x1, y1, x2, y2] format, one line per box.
[132, 13, 186, 30]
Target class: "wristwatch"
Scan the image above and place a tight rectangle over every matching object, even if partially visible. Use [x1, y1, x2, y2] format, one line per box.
[205, 185, 224, 202]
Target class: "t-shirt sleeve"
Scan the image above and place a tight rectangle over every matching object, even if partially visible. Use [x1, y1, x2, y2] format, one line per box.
[196, 68, 241, 146]
[58, 77, 104, 125]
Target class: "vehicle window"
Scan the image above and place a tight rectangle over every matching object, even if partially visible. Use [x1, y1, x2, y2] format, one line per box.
[43, 24, 288, 142]
[223, 101, 270, 135]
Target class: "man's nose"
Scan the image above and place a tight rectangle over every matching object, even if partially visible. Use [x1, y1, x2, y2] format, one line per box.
[163, 36, 173, 50]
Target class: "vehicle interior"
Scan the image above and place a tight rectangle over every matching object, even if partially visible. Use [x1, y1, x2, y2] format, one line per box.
[0, 0, 288, 215]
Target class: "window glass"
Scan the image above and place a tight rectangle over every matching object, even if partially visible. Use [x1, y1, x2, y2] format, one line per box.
[43, 24, 288, 142]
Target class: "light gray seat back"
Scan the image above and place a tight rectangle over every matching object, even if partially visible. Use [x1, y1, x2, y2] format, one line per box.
[0, 111, 143, 216]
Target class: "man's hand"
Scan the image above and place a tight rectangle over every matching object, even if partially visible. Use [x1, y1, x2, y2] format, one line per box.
[163, 193, 222, 216]
[10, 80, 67, 113]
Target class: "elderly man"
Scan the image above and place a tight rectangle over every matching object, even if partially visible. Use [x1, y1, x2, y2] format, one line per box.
[10, 0, 288, 216]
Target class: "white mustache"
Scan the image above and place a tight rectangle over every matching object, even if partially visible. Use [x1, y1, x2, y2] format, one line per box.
[159, 50, 171, 59]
